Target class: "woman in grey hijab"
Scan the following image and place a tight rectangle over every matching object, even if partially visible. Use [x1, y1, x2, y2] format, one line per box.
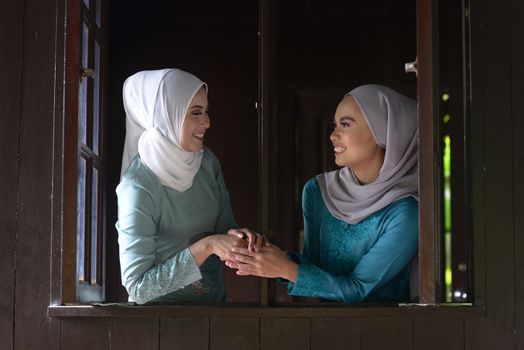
[226, 85, 419, 303]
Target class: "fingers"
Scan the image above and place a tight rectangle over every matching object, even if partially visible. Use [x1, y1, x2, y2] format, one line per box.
[226, 251, 255, 264]
[225, 261, 256, 276]
[231, 247, 253, 256]
[227, 229, 244, 239]
[236, 228, 256, 252]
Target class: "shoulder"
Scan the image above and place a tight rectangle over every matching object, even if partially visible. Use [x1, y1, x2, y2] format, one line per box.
[302, 177, 324, 212]
[302, 177, 323, 204]
[303, 177, 320, 196]
[385, 197, 419, 218]
[117, 156, 162, 198]
[378, 197, 419, 235]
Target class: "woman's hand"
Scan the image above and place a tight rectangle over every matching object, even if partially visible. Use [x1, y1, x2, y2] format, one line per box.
[209, 234, 248, 261]
[190, 234, 246, 266]
[227, 228, 270, 252]
[224, 244, 298, 282]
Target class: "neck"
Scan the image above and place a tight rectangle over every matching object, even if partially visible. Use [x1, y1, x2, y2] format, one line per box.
[352, 147, 385, 185]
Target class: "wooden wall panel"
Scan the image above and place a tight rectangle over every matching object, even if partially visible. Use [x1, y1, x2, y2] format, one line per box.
[260, 318, 310, 350]
[311, 318, 361, 350]
[159, 317, 208, 350]
[0, 0, 24, 348]
[414, 318, 463, 350]
[511, 0, 524, 348]
[112, 318, 159, 350]
[465, 0, 516, 348]
[13, 0, 61, 348]
[210, 317, 259, 350]
[362, 318, 412, 350]
[61, 319, 111, 349]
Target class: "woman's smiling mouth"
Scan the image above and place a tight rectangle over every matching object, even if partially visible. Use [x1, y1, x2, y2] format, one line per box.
[193, 132, 205, 141]
[334, 146, 347, 154]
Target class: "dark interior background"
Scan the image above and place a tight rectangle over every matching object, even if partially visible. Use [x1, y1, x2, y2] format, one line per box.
[106, 0, 419, 303]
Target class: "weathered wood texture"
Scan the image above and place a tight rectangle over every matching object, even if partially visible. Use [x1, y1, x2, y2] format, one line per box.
[362, 318, 412, 350]
[260, 318, 310, 350]
[311, 318, 362, 350]
[414, 318, 463, 350]
[112, 318, 159, 350]
[417, 0, 441, 305]
[210, 317, 259, 350]
[61, 318, 111, 349]
[512, 0, 524, 348]
[160, 317, 208, 350]
[465, 0, 516, 348]
[0, 0, 24, 348]
[12, 0, 62, 348]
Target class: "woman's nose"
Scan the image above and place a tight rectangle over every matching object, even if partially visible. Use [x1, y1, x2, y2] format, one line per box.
[202, 115, 211, 129]
[330, 130, 338, 142]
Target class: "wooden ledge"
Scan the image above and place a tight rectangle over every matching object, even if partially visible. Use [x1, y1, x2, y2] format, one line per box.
[48, 302, 485, 318]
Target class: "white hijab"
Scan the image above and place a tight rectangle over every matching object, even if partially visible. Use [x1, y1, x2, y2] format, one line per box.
[120, 68, 207, 192]
[317, 84, 418, 225]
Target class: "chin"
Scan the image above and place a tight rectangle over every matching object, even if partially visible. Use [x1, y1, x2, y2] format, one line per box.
[334, 157, 348, 168]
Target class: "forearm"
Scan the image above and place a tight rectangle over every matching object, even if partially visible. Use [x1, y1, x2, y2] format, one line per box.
[280, 259, 299, 283]
[288, 264, 365, 303]
[189, 236, 213, 266]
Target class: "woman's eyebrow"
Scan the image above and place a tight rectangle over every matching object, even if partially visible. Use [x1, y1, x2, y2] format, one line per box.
[189, 105, 205, 109]
[338, 116, 356, 123]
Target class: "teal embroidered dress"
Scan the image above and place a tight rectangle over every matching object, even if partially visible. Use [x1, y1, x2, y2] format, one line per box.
[116, 148, 236, 304]
[287, 178, 419, 303]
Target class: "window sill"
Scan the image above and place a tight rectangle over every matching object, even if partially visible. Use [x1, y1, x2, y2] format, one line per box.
[48, 302, 486, 318]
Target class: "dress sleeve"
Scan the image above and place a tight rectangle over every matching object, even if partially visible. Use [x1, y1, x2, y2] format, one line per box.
[116, 178, 202, 304]
[286, 179, 320, 265]
[288, 196, 419, 304]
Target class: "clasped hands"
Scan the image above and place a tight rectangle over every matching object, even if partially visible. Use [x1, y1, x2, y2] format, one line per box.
[224, 229, 298, 283]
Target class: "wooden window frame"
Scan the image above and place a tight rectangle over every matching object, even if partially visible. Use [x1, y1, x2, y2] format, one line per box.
[53, 0, 107, 304]
[50, 0, 482, 313]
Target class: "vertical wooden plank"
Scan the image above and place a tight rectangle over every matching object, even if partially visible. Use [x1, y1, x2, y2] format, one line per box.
[414, 318, 463, 350]
[511, 0, 524, 348]
[465, 0, 516, 348]
[362, 318, 412, 350]
[160, 317, 208, 350]
[0, 0, 24, 348]
[261, 318, 309, 350]
[311, 318, 361, 350]
[14, 0, 62, 348]
[210, 317, 259, 350]
[258, 0, 276, 306]
[417, 0, 442, 304]
[61, 318, 111, 349]
[50, 0, 71, 306]
[112, 318, 159, 350]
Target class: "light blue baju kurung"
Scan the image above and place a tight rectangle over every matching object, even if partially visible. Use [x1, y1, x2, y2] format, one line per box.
[116, 147, 236, 304]
[287, 178, 418, 303]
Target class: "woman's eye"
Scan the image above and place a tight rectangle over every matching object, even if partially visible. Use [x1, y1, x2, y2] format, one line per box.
[341, 122, 350, 127]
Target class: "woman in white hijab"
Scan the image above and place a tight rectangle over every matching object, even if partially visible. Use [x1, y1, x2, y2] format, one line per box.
[225, 85, 419, 303]
[116, 68, 263, 304]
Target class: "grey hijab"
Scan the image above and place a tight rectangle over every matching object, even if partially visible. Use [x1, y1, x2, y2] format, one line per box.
[317, 84, 418, 225]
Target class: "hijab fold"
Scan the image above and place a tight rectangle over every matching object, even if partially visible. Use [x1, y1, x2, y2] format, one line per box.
[120, 68, 207, 192]
[317, 84, 418, 225]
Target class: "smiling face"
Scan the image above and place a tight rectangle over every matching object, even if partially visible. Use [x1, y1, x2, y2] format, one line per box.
[180, 87, 210, 152]
[330, 95, 384, 182]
